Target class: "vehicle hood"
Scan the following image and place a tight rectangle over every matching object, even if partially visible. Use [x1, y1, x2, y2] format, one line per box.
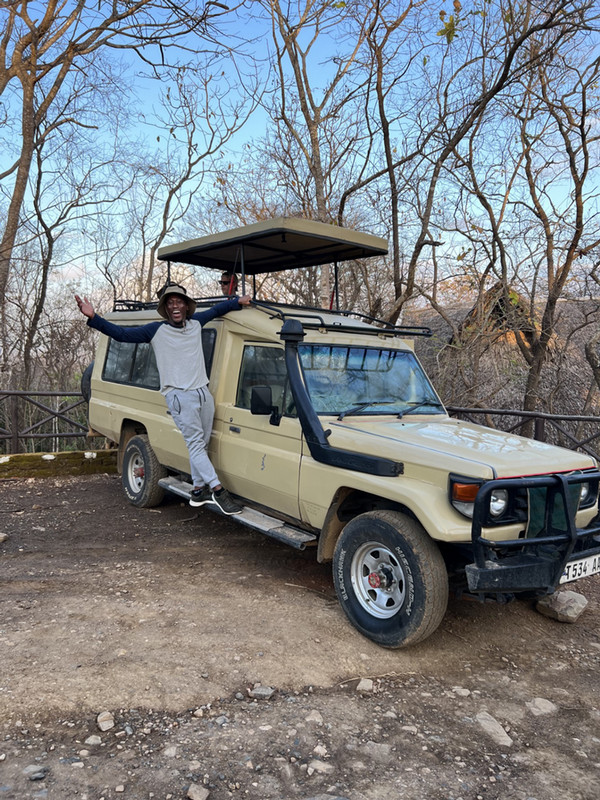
[326, 415, 596, 478]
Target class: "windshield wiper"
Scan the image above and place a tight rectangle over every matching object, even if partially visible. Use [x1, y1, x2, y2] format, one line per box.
[337, 401, 396, 421]
[397, 398, 444, 419]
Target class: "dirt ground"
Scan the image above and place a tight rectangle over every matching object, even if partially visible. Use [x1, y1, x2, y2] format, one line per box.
[1, 473, 600, 800]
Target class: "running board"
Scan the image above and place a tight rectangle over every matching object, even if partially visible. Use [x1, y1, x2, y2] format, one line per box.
[158, 476, 317, 550]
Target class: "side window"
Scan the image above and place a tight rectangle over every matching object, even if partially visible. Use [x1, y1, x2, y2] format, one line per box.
[131, 343, 160, 388]
[103, 341, 160, 390]
[236, 345, 295, 416]
[102, 328, 218, 390]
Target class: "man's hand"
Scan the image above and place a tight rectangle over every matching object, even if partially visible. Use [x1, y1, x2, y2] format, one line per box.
[75, 294, 95, 319]
[238, 294, 252, 306]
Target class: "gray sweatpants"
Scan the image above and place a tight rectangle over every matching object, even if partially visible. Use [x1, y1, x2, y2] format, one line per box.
[165, 386, 219, 489]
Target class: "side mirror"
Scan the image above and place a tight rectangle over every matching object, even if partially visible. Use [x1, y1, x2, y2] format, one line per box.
[250, 385, 281, 426]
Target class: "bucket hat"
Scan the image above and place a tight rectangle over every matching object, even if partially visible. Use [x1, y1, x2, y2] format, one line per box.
[156, 284, 196, 319]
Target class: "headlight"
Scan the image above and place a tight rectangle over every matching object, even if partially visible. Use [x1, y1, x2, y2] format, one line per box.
[490, 488, 509, 517]
[450, 477, 512, 521]
[578, 478, 599, 509]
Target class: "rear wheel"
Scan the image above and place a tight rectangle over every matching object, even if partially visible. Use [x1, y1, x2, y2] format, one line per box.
[122, 434, 166, 507]
[333, 510, 448, 648]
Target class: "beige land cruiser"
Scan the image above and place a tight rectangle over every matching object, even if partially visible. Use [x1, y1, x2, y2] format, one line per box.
[85, 218, 600, 648]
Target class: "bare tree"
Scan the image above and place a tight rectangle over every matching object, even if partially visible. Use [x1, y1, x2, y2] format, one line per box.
[255, 0, 378, 304]
[331, 0, 599, 329]
[585, 266, 600, 392]
[0, 0, 229, 314]
[406, 5, 600, 421]
[516, 55, 600, 414]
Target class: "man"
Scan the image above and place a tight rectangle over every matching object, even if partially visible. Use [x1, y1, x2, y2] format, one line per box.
[219, 271, 238, 296]
[75, 284, 250, 514]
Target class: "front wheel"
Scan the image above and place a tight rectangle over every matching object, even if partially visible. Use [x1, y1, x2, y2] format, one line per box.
[332, 510, 448, 648]
[121, 434, 166, 508]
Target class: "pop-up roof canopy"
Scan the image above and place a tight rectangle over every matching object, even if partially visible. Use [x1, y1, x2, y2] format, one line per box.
[157, 217, 388, 275]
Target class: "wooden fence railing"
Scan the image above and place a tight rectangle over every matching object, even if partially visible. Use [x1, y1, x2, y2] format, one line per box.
[0, 390, 98, 454]
[1, 390, 599, 461]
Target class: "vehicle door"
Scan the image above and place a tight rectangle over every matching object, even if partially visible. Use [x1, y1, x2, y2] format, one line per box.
[217, 343, 302, 518]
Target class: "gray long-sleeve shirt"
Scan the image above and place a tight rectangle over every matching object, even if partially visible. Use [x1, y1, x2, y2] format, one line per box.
[87, 298, 241, 395]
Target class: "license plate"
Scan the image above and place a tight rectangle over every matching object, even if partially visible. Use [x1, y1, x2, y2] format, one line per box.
[560, 553, 600, 584]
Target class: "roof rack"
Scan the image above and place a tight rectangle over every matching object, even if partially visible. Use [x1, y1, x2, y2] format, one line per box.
[252, 300, 432, 338]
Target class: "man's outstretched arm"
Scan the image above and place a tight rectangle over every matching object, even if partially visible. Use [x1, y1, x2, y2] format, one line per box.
[75, 294, 159, 343]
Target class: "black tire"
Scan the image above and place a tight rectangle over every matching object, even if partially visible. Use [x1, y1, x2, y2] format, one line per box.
[121, 434, 167, 508]
[81, 362, 94, 403]
[332, 510, 448, 648]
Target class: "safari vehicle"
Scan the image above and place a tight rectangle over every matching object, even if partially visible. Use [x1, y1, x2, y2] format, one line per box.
[85, 217, 600, 648]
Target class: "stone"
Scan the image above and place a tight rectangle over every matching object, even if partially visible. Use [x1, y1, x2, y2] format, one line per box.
[0, 533, 9, 543]
[526, 697, 558, 716]
[247, 685, 275, 700]
[302, 796, 350, 800]
[96, 711, 115, 732]
[363, 740, 392, 761]
[305, 710, 323, 724]
[476, 712, 513, 747]
[24, 764, 49, 781]
[307, 759, 335, 775]
[356, 678, 374, 693]
[186, 783, 210, 800]
[84, 735, 102, 746]
[536, 590, 588, 622]
[453, 687, 471, 697]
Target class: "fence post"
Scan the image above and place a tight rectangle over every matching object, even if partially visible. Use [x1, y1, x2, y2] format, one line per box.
[534, 416, 546, 442]
[10, 393, 20, 453]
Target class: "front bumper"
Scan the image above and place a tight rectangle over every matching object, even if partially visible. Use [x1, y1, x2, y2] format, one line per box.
[465, 471, 600, 594]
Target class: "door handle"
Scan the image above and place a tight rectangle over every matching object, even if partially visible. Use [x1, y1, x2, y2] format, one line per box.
[229, 426, 241, 433]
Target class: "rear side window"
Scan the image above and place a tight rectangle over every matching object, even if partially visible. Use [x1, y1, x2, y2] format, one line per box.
[102, 328, 217, 389]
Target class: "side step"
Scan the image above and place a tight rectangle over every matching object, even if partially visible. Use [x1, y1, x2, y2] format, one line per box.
[158, 476, 317, 550]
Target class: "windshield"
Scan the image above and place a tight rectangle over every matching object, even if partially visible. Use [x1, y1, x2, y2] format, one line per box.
[298, 344, 444, 417]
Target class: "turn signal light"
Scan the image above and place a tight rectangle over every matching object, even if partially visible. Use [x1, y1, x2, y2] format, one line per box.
[452, 482, 479, 503]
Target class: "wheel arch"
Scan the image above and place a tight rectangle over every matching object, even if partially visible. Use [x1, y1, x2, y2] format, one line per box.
[317, 487, 422, 563]
[118, 419, 148, 472]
